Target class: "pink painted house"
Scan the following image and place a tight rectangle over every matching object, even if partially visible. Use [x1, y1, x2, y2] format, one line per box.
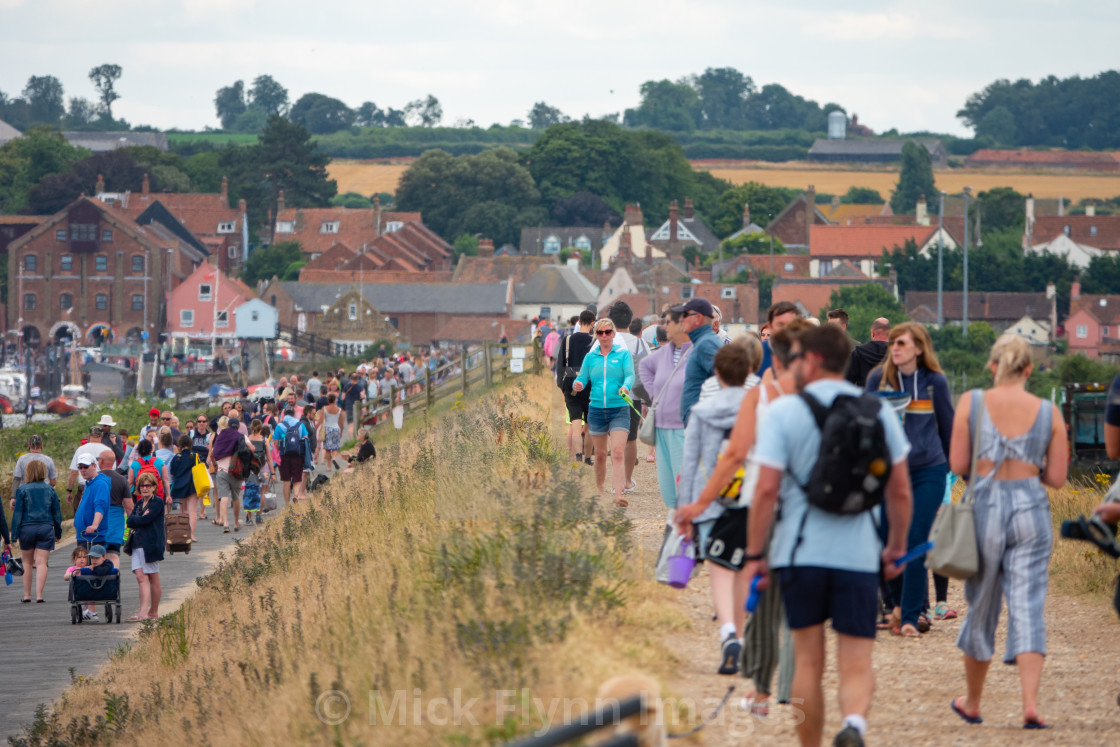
[166, 263, 255, 353]
[1065, 281, 1120, 360]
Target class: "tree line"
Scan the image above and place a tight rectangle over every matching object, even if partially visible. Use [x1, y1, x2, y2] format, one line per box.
[0, 65, 126, 131]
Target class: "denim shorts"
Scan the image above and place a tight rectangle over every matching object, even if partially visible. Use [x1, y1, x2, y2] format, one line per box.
[778, 566, 879, 639]
[587, 406, 630, 436]
[18, 523, 55, 551]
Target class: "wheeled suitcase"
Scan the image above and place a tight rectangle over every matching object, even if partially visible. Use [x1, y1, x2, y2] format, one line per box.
[165, 513, 192, 554]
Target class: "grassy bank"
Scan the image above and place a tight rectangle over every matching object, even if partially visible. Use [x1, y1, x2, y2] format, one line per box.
[11, 376, 687, 746]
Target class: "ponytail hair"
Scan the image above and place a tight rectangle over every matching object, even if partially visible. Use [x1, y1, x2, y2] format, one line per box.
[989, 335, 1032, 384]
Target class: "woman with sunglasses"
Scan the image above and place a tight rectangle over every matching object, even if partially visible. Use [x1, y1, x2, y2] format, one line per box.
[126, 472, 165, 621]
[189, 414, 211, 520]
[571, 318, 636, 505]
[866, 322, 955, 638]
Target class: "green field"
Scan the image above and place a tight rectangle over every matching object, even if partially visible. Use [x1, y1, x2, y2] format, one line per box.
[166, 132, 259, 147]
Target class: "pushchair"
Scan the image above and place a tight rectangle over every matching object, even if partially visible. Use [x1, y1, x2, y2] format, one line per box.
[69, 571, 122, 624]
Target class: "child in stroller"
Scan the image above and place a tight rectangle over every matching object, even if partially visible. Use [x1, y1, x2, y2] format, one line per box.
[68, 544, 121, 624]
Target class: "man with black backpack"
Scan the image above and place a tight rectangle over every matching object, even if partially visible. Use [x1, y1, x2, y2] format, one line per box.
[743, 324, 913, 747]
[274, 407, 310, 506]
[555, 310, 595, 462]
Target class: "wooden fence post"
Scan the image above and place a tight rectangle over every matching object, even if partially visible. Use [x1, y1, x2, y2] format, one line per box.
[483, 342, 492, 388]
[426, 367, 434, 411]
[461, 348, 469, 394]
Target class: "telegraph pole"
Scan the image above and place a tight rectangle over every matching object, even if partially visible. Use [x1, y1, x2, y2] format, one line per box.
[937, 190, 945, 326]
[962, 187, 971, 336]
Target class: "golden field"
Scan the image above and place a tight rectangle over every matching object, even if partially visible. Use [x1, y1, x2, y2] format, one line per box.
[330, 158, 1120, 203]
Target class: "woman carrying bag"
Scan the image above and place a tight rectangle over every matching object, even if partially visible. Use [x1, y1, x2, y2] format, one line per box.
[125, 473, 165, 621]
[10, 460, 62, 603]
[637, 308, 692, 509]
[169, 435, 200, 542]
[946, 335, 1067, 730]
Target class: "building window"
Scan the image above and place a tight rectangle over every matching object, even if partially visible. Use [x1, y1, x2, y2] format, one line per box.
[320, 221, 340, 234]
[70, 224, 97, 241]
[216, 310, 229, 327]
[181, 309, 194, 327]
[95, 255, 108, 272]
[681, 285, 694, 299]
[1076, 324, 1088, 338]
[251, 310, 259, 322]
[348, 303, 358, 321]
[56, 229, 67, 241]
[1091, 225, 1098, 237]
[275, 221, 293, 234]
[218, 221, 237, 234]
[1064, 225, 1071, 236]
[95, 294, 108, 311]
[23, 255, 36, 272]
[23, 293, 36, 310]
[721, 287, 735, 299]
[131, 294, 144, 311]
[385, 221, 403, 232]
[575, 235, 591, 251]
[543, 235, 561, 254]
[131, 255, 144, 273]
[60, 254, 73, 272]
[60, 293, 73, 310]
[784, 262, 795, 272]
[102, 229, 113, 242]
[819, 260, 833, 276]
[228, 245, 238, 258]
[199, 284, 212, 301]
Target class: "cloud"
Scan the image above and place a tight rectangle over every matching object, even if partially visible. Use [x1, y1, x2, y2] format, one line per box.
[799, 8, 973, 42]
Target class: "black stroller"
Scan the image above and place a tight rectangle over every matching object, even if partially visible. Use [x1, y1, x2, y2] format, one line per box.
[68, 572, 122, 624]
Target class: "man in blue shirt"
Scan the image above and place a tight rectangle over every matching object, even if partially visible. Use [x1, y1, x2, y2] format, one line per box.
[675, 298, 721, 425]
[274, 408, 311, 505]
[73, 451, 112, 554]
[744, 324, 913, 747]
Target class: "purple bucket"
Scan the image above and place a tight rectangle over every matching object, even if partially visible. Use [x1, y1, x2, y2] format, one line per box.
[667, 541, 695, 589]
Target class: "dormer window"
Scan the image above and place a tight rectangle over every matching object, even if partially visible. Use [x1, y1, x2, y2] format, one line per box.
[320, 221, 340, 234]
[348, 303, 358, 321]
[575, 235, 591, 250]
[543, 235, 561, 254]
[218, 221, 237, 234]
[199, 283, 212, 301]
[276, 221, 294, 234]
[384, 221, 403, 232]
[721, 287, 736, 299]
[1090, 225, 1098, 237]
[1064, 225, 1071, 236]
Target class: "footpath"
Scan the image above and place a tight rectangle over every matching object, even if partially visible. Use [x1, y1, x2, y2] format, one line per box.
[1, 509, 271, 742]
[553, 390, 1120, 746]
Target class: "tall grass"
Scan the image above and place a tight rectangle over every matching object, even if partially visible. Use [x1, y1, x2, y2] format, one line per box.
[11, 377, 687, 746]
[1048, 475, 1119, 597]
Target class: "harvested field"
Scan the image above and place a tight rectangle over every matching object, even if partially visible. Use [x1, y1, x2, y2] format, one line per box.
[328, 159, 413, 196]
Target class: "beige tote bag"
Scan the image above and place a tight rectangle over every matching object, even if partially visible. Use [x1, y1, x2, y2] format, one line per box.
[927, 390, 981, 580]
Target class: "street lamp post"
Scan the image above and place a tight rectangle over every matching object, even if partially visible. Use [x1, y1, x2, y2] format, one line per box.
[962, 186, 972, 336]
[937, 190, 946, 326]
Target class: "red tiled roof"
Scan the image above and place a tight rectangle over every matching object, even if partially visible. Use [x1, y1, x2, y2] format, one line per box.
[1070, 294, 1120, 325]
[274, 207, 425, 256]
[433, 316, 528, 343]
[810, 225, 936, 258]
[453, 255, 557, 283]
[905, 291, 1049, 322]
[0, 215, 47, 225]
[1031, 216, 1120, 250]
[111, 192, 242, 238]
[303, 242, 358, 271]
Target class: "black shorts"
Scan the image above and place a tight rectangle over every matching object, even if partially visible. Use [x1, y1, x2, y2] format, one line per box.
[627, 400, 644, 442]
[279, 453, 304, 483]
[778, 566, 879, 639]
[105, 543, 122, 554]
[18, 524, 56, 551]
[563, 390, 590, 423]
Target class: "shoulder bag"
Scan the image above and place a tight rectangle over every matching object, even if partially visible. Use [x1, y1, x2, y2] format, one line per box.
[638, 347, 690, 446]
[927, 390, 981, 580]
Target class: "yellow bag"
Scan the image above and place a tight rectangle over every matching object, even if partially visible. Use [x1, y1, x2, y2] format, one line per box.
[192, 454, 212, 502]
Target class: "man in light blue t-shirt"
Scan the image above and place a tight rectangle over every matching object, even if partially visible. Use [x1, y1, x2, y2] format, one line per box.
[744, 324, 913, 747]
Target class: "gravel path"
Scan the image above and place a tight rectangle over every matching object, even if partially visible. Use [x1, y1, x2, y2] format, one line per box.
[609, 456, 1120, 746]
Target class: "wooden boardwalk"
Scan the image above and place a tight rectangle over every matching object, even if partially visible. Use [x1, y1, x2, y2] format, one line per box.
[1, 510, 271, 742]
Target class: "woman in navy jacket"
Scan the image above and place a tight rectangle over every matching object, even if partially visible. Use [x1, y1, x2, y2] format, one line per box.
[126, 472, 165, 621]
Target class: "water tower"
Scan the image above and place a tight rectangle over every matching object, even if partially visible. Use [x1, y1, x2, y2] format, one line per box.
[827, 110, 847, 140]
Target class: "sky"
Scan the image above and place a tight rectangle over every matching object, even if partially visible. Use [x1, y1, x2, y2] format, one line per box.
[2, 0, 1119, 136]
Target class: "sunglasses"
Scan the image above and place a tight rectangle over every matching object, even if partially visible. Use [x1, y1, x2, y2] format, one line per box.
[595, 329, 615, 337]
[681, 312, 697, 319]
[891, 339, 911, 347]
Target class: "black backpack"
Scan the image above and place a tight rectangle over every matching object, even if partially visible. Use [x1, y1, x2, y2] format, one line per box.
[797, 392, 892, 514]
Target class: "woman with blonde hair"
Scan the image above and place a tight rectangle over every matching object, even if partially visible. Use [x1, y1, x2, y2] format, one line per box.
[948, 335, 1066, 729]
[866, 321, 955, 637]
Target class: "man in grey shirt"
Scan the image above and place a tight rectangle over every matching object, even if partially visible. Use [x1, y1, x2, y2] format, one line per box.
[9, 434, 58, 508]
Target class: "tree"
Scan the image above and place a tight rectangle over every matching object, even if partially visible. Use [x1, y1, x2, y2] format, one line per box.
[528, 101, 569, 129]
[890, 141, 937, 215]
[826, 284, 908, 344]
[354, 102, 382, 127]
[1082, 253, 1120, 295]
[719, 232, 786, 256]
[710, 182, 798, 237]
[331, 192, 372, 209]
[248, 75, 289, 117]
[550, 191, 620, 227]
[25, 149, 148, 214]
[975, 105, 1017, 146]
[231, 109, 269, 133]
[0, 126, 87, 214]
[695, 67, 754, 130]
[88, 64, 122, 120]
[452, 234, 479, 262]
[404, 95, 442, 127]
[22, 75, 65, 125]
[214, 81, 247, 130]
[623, 79, 701, 132]
[840, 186, 883, 204]
[241, 241, 304, 286]
[65, 97, 99, 127]
[976, 186, 1026, 232]
[289, 93, 355, 134]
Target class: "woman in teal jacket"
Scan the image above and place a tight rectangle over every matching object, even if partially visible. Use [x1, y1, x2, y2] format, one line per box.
[572, 318, 635, 505]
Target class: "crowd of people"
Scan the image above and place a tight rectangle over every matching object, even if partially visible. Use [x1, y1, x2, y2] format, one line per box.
[553, 297, 1118, 746]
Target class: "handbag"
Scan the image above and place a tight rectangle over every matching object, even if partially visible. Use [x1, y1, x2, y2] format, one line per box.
[638, 348, 691, 446]
[927, 390, 981, 580]
[655, 511, 697, 585]
[192, 455, 213, 501]
[703, 506, 749, 571]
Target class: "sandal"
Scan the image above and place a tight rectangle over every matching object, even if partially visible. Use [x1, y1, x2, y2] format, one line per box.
[899, 623, 921, 638]
[933, 602, 958, 620]
[917, 614, 932, 633]
[950, 697, 982, 724]
[614, 497, 629, 508]
[125, 615, 145, 623]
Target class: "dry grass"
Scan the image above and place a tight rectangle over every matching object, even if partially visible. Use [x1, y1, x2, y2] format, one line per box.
[1047, 477, 1119, 597]
[13, 376, 691, 746]
[328, 160, 413, 196]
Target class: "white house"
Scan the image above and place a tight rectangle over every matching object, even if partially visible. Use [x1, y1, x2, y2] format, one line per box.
[234, 298, 279, 339]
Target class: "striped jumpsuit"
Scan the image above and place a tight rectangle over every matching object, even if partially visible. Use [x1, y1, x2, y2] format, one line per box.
[956, 390, 1053, 664]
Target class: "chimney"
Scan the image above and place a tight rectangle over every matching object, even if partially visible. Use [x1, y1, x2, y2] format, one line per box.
[619, 223, 632, 263]
[239, 198, 247, 214]
[294, 209, 305, 231]
[142, 173, 150, 197]
[831, 194, 840, 209]
[1058, 196, 1064, 217]
[742, 202, 751, 228]
[915, 194, 929, 227]
[805, 185, 816, 243]
[669, 200, 679, 243]
[95, 174, 105, 194]
[277, 190, 286, 214]
[478, 238, 495, 258]
[624, 204, 643, 227]
[1086, 203, 1096, 217]
[220, 176, 229, 205]
[1071, 277, 1081, 300]
[683, 198, 694, 220]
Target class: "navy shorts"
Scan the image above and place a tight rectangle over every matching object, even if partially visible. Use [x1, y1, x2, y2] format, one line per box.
[18, 523, 56, 551]
[587, 406, 629, 436]
[778, 566, 879, 639]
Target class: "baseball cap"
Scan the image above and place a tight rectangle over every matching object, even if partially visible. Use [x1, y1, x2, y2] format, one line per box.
[88, 544, 106, 558]
[149, 408, 161, 417]
[670, 297, 715, 318]
[227, 417, 240, 429]
[77, 452, 98, 467]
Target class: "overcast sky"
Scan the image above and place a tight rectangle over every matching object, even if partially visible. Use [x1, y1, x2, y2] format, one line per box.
[2, 0, 1118, 136]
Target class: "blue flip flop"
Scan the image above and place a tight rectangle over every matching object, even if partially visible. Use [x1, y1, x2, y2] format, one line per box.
[1023, 720, 1050, 730]
[951, 698, 982, 725]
